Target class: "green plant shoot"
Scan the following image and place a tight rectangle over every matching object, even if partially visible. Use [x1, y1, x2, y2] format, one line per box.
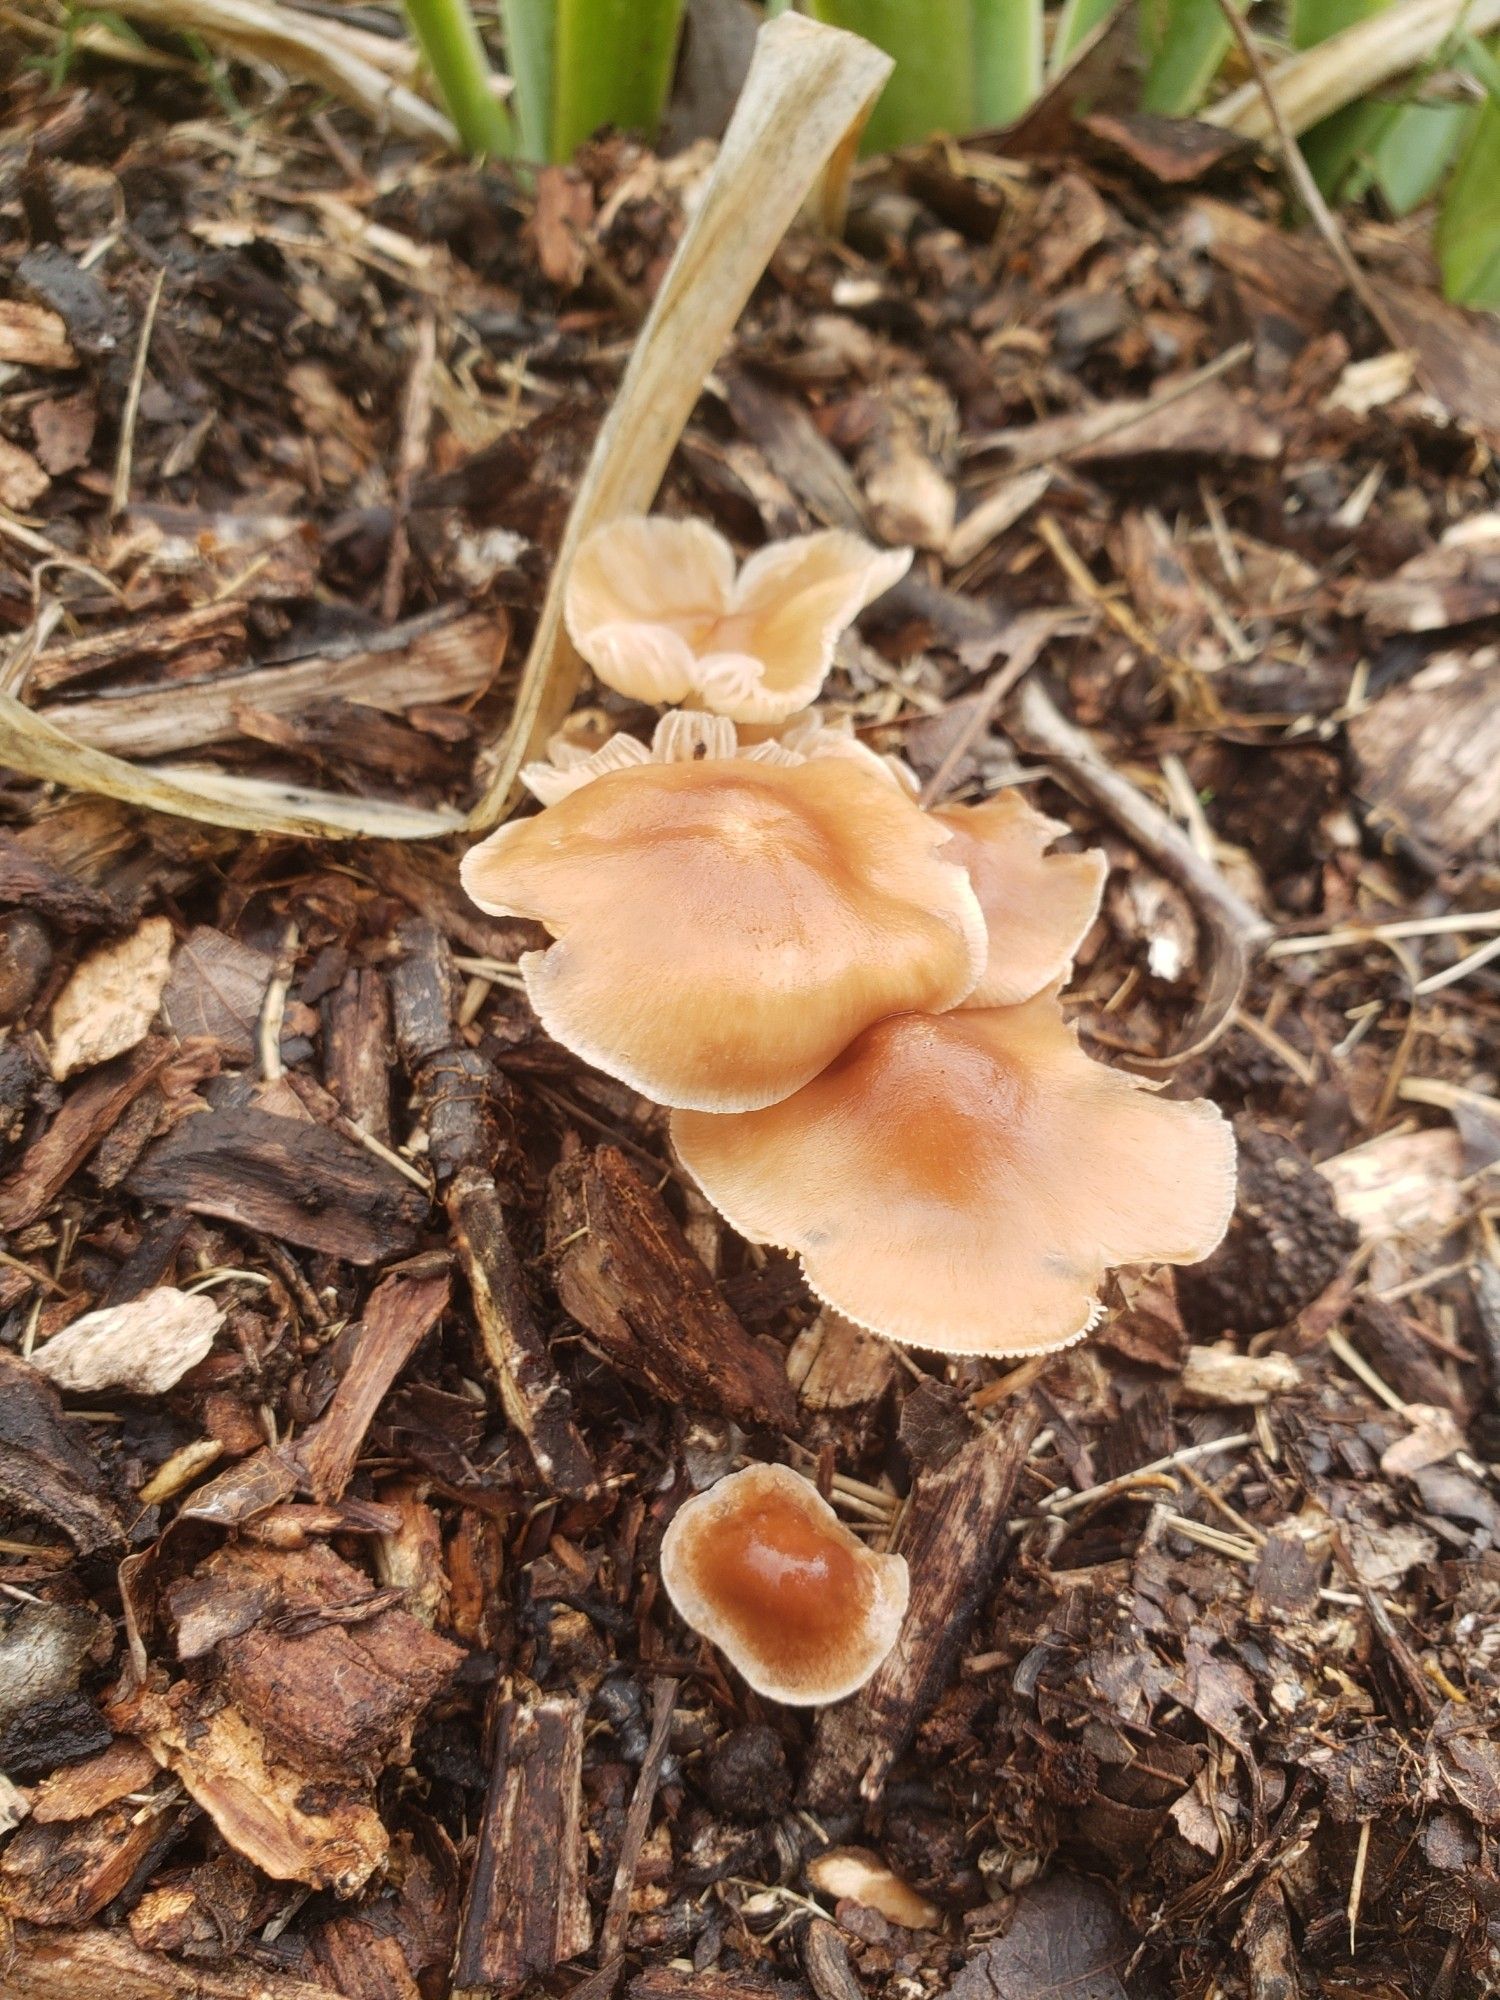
[403, 0, 514, 156]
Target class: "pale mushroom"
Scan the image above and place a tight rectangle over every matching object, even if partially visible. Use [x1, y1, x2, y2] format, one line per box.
[672, 991, 1237, 1356]
[563, 516, 912, 725]
[659, 1463, 908, 1705]
[460, 755, 987, 1111]
[932, 792, 1108, 1007]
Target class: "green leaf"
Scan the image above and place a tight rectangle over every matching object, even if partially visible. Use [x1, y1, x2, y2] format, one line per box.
[552, 0, 688, 159]
[973, 0, 1043, 123]
[403, 0, 515, 156]
[501, 0, 556, 160]
[1438, 85, 1500, 303]
[1138, 0, 1237, 114]
[806, 0, 977, 147]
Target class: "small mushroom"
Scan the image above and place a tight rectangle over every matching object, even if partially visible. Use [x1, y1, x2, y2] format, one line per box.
[933, 792, 1108, 1008]
[659, 1463, 908, 1705]
[460, 753, 986, 1111]
[563, 516, 912, 724]
[672, 991, 1237, 1355]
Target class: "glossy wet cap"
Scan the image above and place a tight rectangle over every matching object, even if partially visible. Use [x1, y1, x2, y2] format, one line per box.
[563, 516, 912, 724]
[933, 792, 1108, 1007]
[459, 753, 987, 1111]
[673, 990, 1237, 1355]
[659, 1463, 908, 1705]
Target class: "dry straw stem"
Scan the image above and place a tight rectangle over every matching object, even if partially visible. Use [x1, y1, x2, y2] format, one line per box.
[467, 12, 894, 831]
[0, 692, 463, 840]
[1206, 0, 1500, 138]
[103, 0, 457, 144]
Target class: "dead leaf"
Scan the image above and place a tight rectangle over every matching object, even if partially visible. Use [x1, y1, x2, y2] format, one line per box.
[48, 915, 174, 1081]
[29, 1286, 222, 1396]
[1380, 1404, 1466, 1478]
[942, 1872, 1151, 1999]
[29, 391, 95, 476]
[0, 434, 50, 509]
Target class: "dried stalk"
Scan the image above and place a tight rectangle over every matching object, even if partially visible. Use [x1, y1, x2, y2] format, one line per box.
[467, 12, 894, 830]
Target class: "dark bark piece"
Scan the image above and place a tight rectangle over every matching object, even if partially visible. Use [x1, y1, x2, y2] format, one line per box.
[1079, 109, 1253, 183]
[940, 1873, 1148, 2000]
[801, 1399, 1040, 1812]
[449, 1167, 597, 1499]
[1177, 1120, 1355, 1338]
[390, 919, 457, 1072]
[366, 844, 543, 963]
[0, 1925, 339, 2000]
[0, 1790, 188, 1926]
[296, 1264, 450, 1501]
[629, 1975, 808, 2000]
[29, 601, 247, 695]
[197, 1541, 463, 1781]
[0, 1041, 169, 1231]
[0, 910, 55, 1022]
[801, 1920, 865, 2000]
[452, 1697, 592, 1996]
[128, 1853, 278, 1962]
[1347, 1295, 1465, 1415]
[160, 927, 273, 1063]
[596, 1678, 679, 1975]
[324, 967, 394, 1143]
[31, 1737, 161, 1822]
[1235, 1877, 1304, 2000]
[0, 1694, 113, 1782]
[43, 608, 504, 759]
[0, 1599, 108, 1732]
[0, 1353, 122, 1553]
[128, 1107, 428, 1264]
[547, 1143, 797, 1430]
[1375, 275, 1500, 445]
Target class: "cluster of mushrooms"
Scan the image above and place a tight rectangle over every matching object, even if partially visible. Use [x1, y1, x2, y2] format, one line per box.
[462, 515, 1237, 1705]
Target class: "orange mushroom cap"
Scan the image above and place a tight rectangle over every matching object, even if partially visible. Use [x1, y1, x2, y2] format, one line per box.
[460, 754, 987, 1112]
[933, 792, 1108, 1008]
[672, 991, 1236, 1356]
[659, 1463, 908, 1705]
[563, 516, 912, 725]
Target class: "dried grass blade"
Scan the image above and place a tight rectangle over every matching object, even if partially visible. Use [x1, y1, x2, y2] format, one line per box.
[466, 12, 894, 831]
[0, 693, 462, 841]
[1206, 0, 1500, 137]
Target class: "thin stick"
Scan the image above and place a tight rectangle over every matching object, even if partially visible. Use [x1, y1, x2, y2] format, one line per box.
[382, 312, 437, 622]
[111, 267, 166, 518]
[917, 620, 1057, 807]
[583, 1676, 678, 1997]
[1209, 0, 1409, 355]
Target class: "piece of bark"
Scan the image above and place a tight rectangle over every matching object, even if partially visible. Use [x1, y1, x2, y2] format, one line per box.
[0, 1041, 169, 1231]
[547, 1143, 796, 1430]
[107, 1678, 389, 1894]
[2, 1924, 340, 2000]
[789, 1308, 898, 1413]
[449, 1169, 597, 1499]
[36, 609, 506, 758]
[324, 967, 393, 1143]
[0, 1600, 108, 1734]
[46, 915, 174, 1081]
[393, 921, 595, 1498]
[374, 1478, 449, 1628]
[452, 1697, 592, 1997]
[629, 1975, 808, 2000]
[0, 1696, 112, 1783]
[0, 1353, 122, 1554]
[128, 1107, 428, 1265]
[28, 602, 247, 696]
[296, 1264, 450, 1501]
[30, 1737, 159, 1823]
[0, 830, 120, 929]
[801, 1398, 1041, 1812]
[0, 297, 77, 367]
[801, 1919, 865, 2000]
[168, 1540, 462, 1781]
[160, 926, 274, 1062]
[367, 843, 544, 963]
[0, 911, 54, 1024]
[978, 381, 1281, 468]
[30, 1286, 222, 1395]
[1349, 529, 1500, 634]
[0, 1786, 187, 1926]
[1348, 659, 1500, 857]
[128, 1853, 277, 1961]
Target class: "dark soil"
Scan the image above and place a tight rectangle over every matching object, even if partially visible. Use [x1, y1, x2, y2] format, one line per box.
[2, 29, 1500, 2000]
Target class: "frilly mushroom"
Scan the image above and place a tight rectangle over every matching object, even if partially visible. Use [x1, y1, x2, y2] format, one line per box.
[460, 753, 987, 1111]
[933, 792, 1108, 1007]
[672, 990, 1237, 1355]
[659, 1463, 908, 1705]
[519, 708, 909, 806]
[563, 516, 912, 724]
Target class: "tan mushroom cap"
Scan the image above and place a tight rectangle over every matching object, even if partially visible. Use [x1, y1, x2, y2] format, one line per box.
[673, 992, 1237, 1356]
[933, 792, 1108, 1008]
[659, 1463, 908, 1705]
[459, 756, 987, 1112]
[563, 516, 912, 725]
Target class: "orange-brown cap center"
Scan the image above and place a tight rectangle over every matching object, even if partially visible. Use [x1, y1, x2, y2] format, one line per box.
[682, 1484, 869, 1680]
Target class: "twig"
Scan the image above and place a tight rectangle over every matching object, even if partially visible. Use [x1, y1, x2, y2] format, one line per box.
[571, 1678, 679, 2000]
[381, 313, 437, 623]
[1209, 0, 1410, 355]
[917, 617, 1059, 807]
[1007, 677, 1270, 1067]
[111, 267, 166, 518]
